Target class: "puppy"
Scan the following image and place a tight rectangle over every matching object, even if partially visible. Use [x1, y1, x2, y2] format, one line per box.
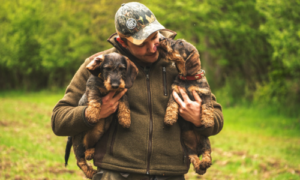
[158, 38, 214, 175]
[65, 52, 138, 179]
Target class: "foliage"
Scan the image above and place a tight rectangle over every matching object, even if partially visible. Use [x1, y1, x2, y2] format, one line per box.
[1, 0, 300, 115]
[0, 0, 130, 90]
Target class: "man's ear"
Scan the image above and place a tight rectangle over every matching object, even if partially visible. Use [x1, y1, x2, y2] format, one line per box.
[86, 54, 104, 76]
[124, 57, 139, 89]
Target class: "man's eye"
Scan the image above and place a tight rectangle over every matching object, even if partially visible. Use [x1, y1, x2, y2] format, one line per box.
[152, 34, 157, 40]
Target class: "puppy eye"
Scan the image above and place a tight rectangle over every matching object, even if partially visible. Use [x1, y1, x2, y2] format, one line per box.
[119, 67, 126, 71]
[179, 41, 183, 45]
[104, 67, 112, 71]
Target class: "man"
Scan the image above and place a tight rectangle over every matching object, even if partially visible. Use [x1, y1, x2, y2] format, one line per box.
[51, 2, 223, 180]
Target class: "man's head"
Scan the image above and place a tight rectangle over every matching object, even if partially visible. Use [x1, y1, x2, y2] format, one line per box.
[115, 2, 165, 65]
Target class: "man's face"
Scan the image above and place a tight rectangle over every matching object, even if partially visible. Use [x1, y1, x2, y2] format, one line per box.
[123, 32, 160, 65]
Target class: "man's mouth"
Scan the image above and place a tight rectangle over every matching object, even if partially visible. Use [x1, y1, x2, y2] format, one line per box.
[146, 52, 157, 57]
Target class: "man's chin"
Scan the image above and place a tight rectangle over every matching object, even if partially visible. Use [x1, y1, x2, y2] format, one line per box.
[145, 52, 159, 63]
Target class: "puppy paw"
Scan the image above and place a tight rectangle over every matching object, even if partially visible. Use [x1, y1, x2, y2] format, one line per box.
[85, 168, 97, 179]
[118, 102, 131, 128]
[200, 106, 214, 128]
[85, 105, 101, 124]
[164, 117, 177, 126]
[164, 109, 178, 126]
[200, 158, 212, 170]
[195, 167, 207, 175]
[118, 118, 131, 128]
[85, 148, 95, 160]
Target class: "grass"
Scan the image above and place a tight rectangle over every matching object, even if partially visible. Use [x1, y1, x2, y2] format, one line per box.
[0, 90, 299, 180]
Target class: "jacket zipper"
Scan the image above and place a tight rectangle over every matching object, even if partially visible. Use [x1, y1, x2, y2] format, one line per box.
[162, 67, 167, 96]
[145, 68, 153, 175]
[110, 115, 118, 155]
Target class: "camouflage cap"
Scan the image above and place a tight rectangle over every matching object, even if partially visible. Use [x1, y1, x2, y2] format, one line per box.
[115, 2, 165, 45]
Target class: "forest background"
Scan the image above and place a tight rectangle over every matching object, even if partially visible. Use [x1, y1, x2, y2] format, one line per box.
[0, 0, 300, 179]
[1, 0, 300, 116]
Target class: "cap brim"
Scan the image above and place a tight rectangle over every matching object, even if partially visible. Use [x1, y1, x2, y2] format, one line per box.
[126, 19, 165, 45]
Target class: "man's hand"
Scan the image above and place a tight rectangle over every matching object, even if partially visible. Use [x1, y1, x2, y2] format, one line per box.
[85, 89, 127, 120]
[173, 87, 202, 127]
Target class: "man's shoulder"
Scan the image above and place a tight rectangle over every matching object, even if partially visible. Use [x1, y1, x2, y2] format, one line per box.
[84, 47, 119, 63]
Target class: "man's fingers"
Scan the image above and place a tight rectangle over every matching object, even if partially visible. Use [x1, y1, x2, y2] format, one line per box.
[173, 91, 184, 107]
[106, 91, 116, 99]
[192, 90, 202, 104]
[112, 89, 127, 103]
[179, 87, 189, 102]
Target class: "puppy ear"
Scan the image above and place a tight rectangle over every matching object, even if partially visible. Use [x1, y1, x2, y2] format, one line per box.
[86, 54, 104, 76]
[185, 50, 201, 75]
[124, 57, 139, 89]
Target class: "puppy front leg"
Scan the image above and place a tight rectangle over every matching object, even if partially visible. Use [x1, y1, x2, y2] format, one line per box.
[85, 89, 102, 124]
[164, 85, 181, 125]
[200, 94, 214, 129]
[164, 95, 179, 126]
[118, 94, 131, 128]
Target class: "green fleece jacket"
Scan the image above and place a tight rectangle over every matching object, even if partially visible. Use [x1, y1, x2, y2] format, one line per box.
[51, 30, 224, 176]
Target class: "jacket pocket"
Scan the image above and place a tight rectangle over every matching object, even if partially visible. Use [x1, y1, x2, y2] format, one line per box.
[162, 67, 167, 96]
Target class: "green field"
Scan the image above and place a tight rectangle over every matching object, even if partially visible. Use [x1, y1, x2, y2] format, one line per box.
[0, 91, 299, 180]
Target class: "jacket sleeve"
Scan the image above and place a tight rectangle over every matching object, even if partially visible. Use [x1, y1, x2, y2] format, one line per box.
[51, 58, 94, 136]
[193, 94, 224, 137]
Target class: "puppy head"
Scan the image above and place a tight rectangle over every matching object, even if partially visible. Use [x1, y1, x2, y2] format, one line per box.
[86, 53, 138, 91]
[158, 38, 201, 76]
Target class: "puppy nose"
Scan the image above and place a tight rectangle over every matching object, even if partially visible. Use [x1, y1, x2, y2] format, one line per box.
[111, 81, 120, 89]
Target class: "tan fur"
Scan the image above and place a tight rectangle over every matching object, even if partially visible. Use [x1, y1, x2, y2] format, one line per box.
[84, 148, 95, 160]
[200, 104, 214, 128]
[189, 154, 202, 174]
[77, 158, 97, 179]
[104, 77, 112, 91]
[188, 86, 210, 95]
[86, 100, 101, 124]
[164, 84, 184, 126]
[83, 120, 106, 149]
[118, 101, 131, 128]
[119, 79, 126, 89]
[164, 100, 179, 126]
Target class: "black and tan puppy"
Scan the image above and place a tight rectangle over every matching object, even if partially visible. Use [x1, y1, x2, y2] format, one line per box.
[65, 52, 138, 179]
[158, 38, 214, 175]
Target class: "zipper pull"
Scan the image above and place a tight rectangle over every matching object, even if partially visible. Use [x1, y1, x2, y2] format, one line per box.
[144, 67, 150, 80]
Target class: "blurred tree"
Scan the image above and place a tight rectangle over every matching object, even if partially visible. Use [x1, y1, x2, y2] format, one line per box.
[0, 0, 131, 90]
[0, 0, 299, 115]
[145, 0, 273, 103]
[255, 0, 300, 114]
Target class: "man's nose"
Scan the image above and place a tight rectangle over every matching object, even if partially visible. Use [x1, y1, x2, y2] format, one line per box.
[148, 42, 157, 53]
